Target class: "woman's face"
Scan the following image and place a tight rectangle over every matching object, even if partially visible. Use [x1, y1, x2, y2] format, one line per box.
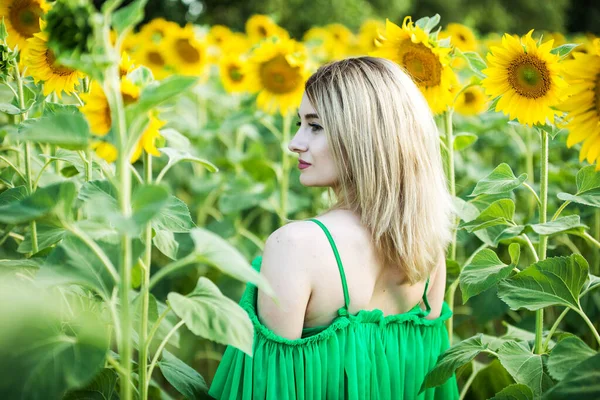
[288, 92, 339, 188]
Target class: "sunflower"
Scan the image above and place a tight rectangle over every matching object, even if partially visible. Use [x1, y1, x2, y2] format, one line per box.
[560, 39, 600, 170]
[130, 112, 166, 163]
[302, 27, 333, 62]
[455, 86, 488, 115]
[439, 23, 478, 52]
[163, 24, 208, 78]
[208, 25, 232, 47]
[24, 19, 85, 99]
[358, 19, 385, 54]
[369, 17, 457, 114]
[219, 53, 249, 93]
[91, 141, 117, 163]
[79, 77, 140, 136]
[245, 14, 288, 43]
[482, 30, 567, 127]
[139, 17, 180, 44]
[0, 0, 50, 52]
[119, 51, 135, 78]
[132, 41, 170, 80]
[246, 36, 309, 116]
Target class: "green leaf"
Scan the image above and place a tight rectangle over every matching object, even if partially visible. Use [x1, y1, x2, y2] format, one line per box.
[152, 195, 195, 232]
[525, 215, 588, 235]
[489, 384, 534, 400]
[0, 181, 76, 224]
[419, 334, 488, 392]
[15, 110, 90, 150]
[0, 16, 8, 41]
[158, 350, 208, 399]
[0, 103, 23, 115]
[586, 274, 600, 293]
[63, 368, 119, 400]
[470, 164, 527, 197]
[453, 132, 478, 151]
[168, 277, 254, 355]
[452, 196, 479, 222]
[0, 284, 109, 400]
[547, 336, 596, 381]
[460, 248, 517, 303]
[0, 185, 28, 205]
[190, 228, 274, 297]
[456, 49, 487, 78]
[508, 242, 520, 265]
[576, 165, 600, 193]
[415, 14, 440, 33]
[557, 191, 600, 208]
[131, 184, 170, 228]
[497, 341, 554, 397]
[159, 147, 218, 175]
[497, 254, 589, 311]
[550, 43, 580, 58]
[17, 222, 65, 253]
[0, 259, 40, 280]
[153, 228, 178, 260]
[127, 65, 154, 86]
[112, 0, 149, 35]
[459, 199, 516, 232]
[220, 183, 271, 214]
[542, 353, 600, 399]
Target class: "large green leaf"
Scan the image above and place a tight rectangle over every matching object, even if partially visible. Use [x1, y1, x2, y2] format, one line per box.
[452, 196, 479, 222]
[0, 181, 76, 224]
[158, 350, 208, 399]
[475, 224, 525, 248]
[469, 163, 527, 197]
[460, 244, 519, 303]
[0, 259, 41, 280]
[0, 185, 28, 205]
[131, 184, 170, 227]
[63, 368, 119, 400]
[576, 165, 600, 193]
[153, 228, 178, 260]
[542, 353, 600, 399]
[112, 0, 148, 34]
[168, 277, 254, 355]
[557, 191, 600, 208]
[0, 283, 109, 400]
[497, 341, 554, 397]
[419, 334, 488, 392]
[489, 384, 534, 400]
[15, 110, 90, 150]
[497, 254, 589, 311]
[158, 147, 218, 176]
[152, 195, 195, 232]
[459, 199, 516, 232]
[190, 227, 274, 297]
[525, 215, 588, 236]
[17, 222, 65, 253]
[547, 336, 596, 381]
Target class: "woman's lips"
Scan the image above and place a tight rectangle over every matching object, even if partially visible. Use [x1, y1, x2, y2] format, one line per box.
[298, 161, 311, 169]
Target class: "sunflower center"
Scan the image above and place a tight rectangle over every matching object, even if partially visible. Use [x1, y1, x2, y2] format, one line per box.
[9, 0, 44, 38]
[464, 91, 476, 104]
[458, 34, 466, 42]
[148, 51, 165, 67]
[400, 42, 442, 87]
[175, 38, 200, 63]
[44, 49, 75, 75]
[507, 54, 551, 98]
[259, 54, 302, 94]
[228, 65, 243, 82]
[258, 26, 268, 38]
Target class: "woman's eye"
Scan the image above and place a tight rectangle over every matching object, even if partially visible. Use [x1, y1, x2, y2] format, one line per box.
[309, 123, 322, 132]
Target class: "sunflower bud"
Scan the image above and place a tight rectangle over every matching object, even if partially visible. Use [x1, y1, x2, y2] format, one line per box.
[44, 0, 95, 57]
[0, 42, 14, 77]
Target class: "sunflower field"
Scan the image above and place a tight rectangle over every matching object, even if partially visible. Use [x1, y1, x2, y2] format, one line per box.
[0, 0, 599, 398]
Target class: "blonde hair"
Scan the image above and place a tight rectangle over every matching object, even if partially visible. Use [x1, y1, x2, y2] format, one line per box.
[304, 56, 455, 284]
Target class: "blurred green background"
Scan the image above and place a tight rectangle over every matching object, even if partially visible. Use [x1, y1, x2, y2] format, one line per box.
[96, 0, 600, 37]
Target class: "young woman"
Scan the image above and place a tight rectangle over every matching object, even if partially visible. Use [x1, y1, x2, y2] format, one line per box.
[209, 56, 459, 399]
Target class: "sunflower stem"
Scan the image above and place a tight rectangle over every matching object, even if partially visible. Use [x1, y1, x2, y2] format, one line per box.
[13, 58, 38, 255]
[442, 109, 457, 344]
[279, 113, 292, 225]
[535, 128, 549, 354]
[139, 152, 152, 400]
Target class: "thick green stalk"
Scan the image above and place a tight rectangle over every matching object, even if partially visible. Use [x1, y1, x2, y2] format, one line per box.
[13, 59, 38, 254]
[279, 114, 292, 225]
[442, 109, 457, 344]
[535, 129, 549, 354]
[139, 152, 152, 399]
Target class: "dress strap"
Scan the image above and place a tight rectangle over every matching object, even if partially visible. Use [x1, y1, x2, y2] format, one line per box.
[307, 218, 350, 311]
[422, 276, 432, 315]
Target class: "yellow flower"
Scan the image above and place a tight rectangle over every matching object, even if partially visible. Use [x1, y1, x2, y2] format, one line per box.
[358, 19, 385, 54]
[560, 39, 600, 170]
[219, 53, 249, 93]
[245, 14, 289, 43]
[246, 36, 309, 116]
[91, 141, 118, 163]
[482, 30, 567, 126]
[133, 41, 170, 80]
[23, 19, 85, 99]
[455, 86, 488, 116]
[0, 0, 50, 52]
[569, 33, 597, 58]
[119, 51, 135, 78]
[543, 32, 566, 47]
[79, 77, 140, 136]
[139, 17, 180, 44]
[369, 17, 458, 114]
[130, 112, 166, 163]
[302, 27, 333, 62]
[163, 24, 208, 78]
[439, 23, 478, 52]
[208, 25, 232, 47]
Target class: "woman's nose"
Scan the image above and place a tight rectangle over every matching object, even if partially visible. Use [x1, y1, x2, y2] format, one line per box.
[288, 136, 307, 153]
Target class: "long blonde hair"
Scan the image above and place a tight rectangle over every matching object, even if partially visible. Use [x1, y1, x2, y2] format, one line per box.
[305, 56, 455, 284]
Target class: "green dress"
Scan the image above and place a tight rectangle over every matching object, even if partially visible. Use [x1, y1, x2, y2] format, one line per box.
[208, 218, 459, 399]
